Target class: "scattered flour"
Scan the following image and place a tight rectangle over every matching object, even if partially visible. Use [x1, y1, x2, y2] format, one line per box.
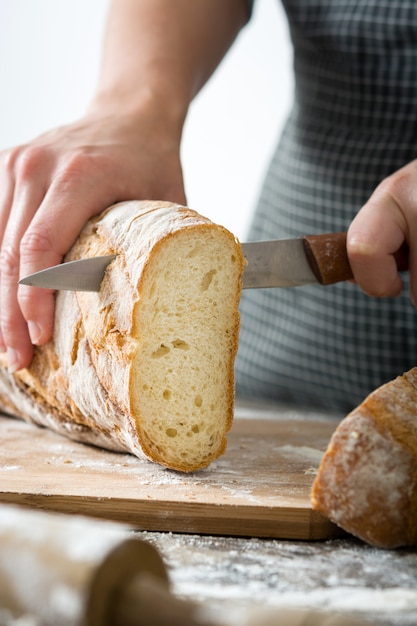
[276, 445, 324, 463]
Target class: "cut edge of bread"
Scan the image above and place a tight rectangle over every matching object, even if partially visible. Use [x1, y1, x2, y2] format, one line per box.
[128, 222, 243, 472]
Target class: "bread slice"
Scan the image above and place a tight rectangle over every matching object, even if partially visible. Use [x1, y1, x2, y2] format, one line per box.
[311, 368, 417, 548]
[0, 201, 245, 472]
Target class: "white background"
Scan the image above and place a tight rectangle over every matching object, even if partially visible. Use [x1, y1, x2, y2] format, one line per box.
[0, 0, 293, 240]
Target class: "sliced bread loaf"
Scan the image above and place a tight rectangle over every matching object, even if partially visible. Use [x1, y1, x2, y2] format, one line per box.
[0, 201, 245, 472]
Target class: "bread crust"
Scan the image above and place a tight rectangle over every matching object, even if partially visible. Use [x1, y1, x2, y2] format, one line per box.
[0, 201, 244, 472]
[311, 368, 417, 548]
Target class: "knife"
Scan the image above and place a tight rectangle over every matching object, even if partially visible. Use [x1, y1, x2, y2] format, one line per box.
[18, 232, 408, 292]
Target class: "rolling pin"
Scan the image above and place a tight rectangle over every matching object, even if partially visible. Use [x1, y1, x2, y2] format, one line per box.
[0, 504, 213, 626]
[0, 505, 373, 626]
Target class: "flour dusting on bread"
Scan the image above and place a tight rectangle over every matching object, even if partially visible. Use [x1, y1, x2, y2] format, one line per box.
[311, 368, 417, 548]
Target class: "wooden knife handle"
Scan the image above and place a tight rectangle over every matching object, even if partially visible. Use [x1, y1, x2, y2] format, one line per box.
[303, 232, 409, 286]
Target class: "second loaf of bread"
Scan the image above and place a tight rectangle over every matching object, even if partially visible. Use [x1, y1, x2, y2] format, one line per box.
[311, 367, 417, 548]
[0, 201, 245, 472]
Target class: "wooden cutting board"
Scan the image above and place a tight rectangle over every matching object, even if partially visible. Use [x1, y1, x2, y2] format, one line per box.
[0, 405, 343, 540]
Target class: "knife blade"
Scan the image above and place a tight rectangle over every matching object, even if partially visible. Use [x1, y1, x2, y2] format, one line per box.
[18, 232, 408, 292]
[19, 254, 118, 292]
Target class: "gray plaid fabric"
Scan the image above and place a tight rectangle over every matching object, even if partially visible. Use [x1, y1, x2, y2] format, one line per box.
[235, 0, 417, 412]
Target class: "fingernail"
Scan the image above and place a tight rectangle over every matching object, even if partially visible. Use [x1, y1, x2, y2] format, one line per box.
[28, 321, 42, 345]
[7, 348, 20, 373]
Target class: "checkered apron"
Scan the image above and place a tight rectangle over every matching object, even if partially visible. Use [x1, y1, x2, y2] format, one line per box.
[235, 0, 417, 411]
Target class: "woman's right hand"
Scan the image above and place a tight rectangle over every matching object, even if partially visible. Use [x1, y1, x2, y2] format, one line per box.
[347, 159, 417, 306]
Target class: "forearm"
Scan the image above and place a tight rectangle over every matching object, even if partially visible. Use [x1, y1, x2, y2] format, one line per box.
[0, 0, 249, 371]
[89, 0, 249, 128]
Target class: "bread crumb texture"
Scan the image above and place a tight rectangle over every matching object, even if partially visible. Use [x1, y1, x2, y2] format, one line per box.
[311, 367, 417, 548]
[0, 201, 244, 472]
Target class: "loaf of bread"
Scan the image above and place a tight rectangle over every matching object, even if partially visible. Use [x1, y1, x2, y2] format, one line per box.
[0, 201, 245, 472]
[311, 368, 417, 548]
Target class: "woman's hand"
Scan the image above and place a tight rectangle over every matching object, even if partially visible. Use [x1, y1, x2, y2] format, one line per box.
[0, 107, 186, 372]
[347, 159, 417, 304]
[0, 0, 249, 373]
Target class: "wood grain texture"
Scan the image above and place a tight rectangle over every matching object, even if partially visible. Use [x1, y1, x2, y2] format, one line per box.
[0, 409, 343, 540]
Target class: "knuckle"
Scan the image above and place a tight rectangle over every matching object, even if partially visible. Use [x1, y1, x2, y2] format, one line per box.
[56, 149, 99, 186]
[0, 243, 19, 280]
[14, 145, 47, 181]
[348, 239, 376, 261]
[20, 227, 54, 260]
[377, 163, 417, 204]
[0, 146, 23, 176]
[375, 174, 399, 201]
[347, 231, 377, 263]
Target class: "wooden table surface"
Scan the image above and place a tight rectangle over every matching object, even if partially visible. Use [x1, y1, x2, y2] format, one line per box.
[1, 400, 416, 626]
[0, 402, 342, 540]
